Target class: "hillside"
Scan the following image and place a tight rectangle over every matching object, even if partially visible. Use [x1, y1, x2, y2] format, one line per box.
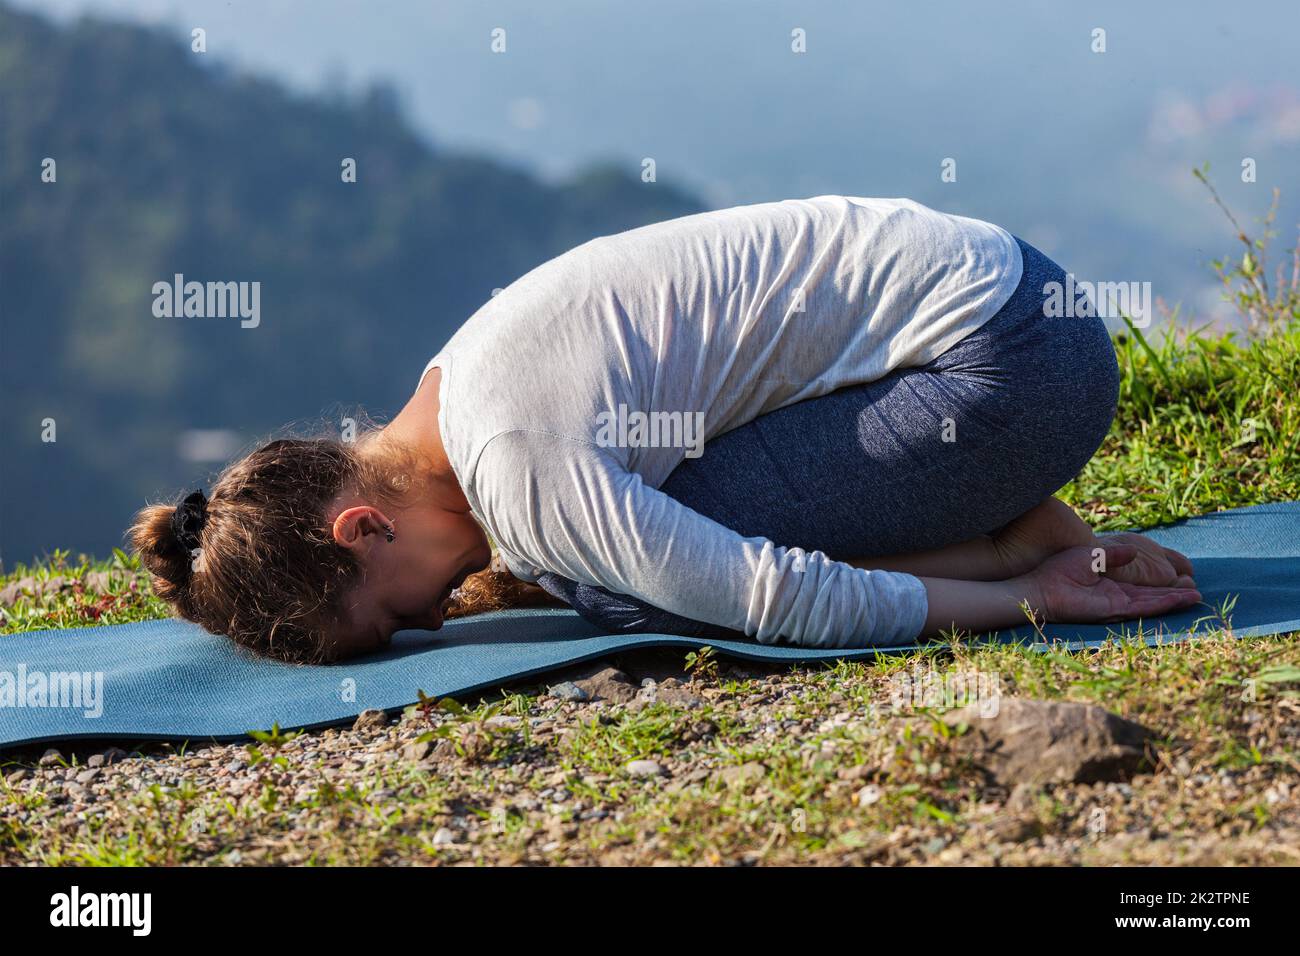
[0, 3, 704, 564]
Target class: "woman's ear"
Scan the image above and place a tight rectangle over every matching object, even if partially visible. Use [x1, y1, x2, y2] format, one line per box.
[331, 505, 392, 553]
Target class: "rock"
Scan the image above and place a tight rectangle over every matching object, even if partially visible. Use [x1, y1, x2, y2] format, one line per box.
[1006, 782, 1039, 813]
[86, 754, 106, 769]
[75, 768, 101, 785]
[625, 759, 665, 778]
[42, 576, 71, 595]
[712, 762, 766, 787]
[430, 739, 456, 762]
[83, 570, 113, 592]
[991, 786, 1042, 841]
[0, 582, 24, 605]
[352, 709, 388, 733]
[63, 782, 88, 802]
[656, 678, 704, 709]
[855, 783, 883, 806]
[575, 667, 639, 703]
[685, 719, 718, 741]
[547, 681, 588, 702]
[939, 698, 1154, 786]
[402, 740, 432, 762]
[989, 813, 1042, 843]
[432, 827, 457, 845]
[38, 749, 63, 768]
[5, 768, 29, 785]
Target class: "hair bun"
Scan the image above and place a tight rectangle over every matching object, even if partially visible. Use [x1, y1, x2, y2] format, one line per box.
[170, 489, 209, 553]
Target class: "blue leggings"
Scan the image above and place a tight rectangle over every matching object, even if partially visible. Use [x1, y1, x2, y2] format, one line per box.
[535, 238, 1121, 639]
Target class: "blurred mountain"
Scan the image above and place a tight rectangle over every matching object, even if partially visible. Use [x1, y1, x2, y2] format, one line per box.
[0, 4, 705, 564]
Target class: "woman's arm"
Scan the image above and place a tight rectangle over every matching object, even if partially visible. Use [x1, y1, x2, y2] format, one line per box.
[481, 435, 1199, 647]
[916, 542, 1202, 637]
[477, 432, 930, 649]
[847, 534, 1012, 581]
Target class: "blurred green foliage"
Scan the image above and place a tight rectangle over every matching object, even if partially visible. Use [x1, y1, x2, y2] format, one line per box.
[0, 4, 703, 564]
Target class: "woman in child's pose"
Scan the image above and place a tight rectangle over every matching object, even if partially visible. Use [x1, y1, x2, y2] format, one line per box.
[131, 196, 1197, 661]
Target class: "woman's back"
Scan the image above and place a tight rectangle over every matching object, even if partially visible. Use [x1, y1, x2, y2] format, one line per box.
[427, 195, 1023, 488]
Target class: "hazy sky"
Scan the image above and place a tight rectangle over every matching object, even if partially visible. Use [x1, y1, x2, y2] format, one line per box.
[18, 0, 1300, 321]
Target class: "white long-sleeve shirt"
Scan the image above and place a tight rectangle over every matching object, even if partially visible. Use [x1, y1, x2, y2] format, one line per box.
[419, 196, 1023, 647]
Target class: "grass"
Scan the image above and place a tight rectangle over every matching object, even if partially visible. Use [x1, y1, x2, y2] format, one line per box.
[2, 176, 1299, 865]
[3, 633, 1298, 865]
[1065, 312, 1300, 531]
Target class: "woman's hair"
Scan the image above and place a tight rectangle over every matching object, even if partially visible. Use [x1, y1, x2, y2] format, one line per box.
[128, 427, 560, 662]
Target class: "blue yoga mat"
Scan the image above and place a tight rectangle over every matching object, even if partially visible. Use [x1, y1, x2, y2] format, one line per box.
[2, 502, 1297, 748]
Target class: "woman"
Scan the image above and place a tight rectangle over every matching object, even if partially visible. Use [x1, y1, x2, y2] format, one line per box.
[130, 196, 1199, 662]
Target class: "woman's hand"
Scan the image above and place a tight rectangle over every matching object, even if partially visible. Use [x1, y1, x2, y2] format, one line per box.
[1021, 544, 1201, 625]
[1093, 532, 1196, 588]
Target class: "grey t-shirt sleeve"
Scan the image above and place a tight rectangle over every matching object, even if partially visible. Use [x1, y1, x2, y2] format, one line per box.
[472, 430, 930, 649]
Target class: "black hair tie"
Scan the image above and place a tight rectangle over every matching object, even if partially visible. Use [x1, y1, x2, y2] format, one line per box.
[171, 489, 209, 553]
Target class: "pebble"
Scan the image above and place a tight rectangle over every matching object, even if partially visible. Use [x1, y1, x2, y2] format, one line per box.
[432, 827, 457, 845]
[38, 749, 63, 768]
[856, 784, 884, 806]
[625, 759, 665, 778]
[76, 768, 101, 785]
[352, 709, 389, 733]
[548, 681, 589, 702]
[402, 740, 432, 762]
[713, 762, 766, 787]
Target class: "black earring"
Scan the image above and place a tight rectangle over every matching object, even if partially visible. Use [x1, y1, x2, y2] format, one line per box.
[384, 525, 395, 543]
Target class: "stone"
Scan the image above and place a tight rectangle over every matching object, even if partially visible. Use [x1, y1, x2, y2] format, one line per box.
[575, 667, 639, 703]
[83, 570, 114, 591]
[402, 740, 432, 762]
[855, 783, 883, 806]
[939, 697, 1154, 786]
[547, 681, 588, 702]
[352, 709, 389, 733]
[75, 768, 101, 785]
[38, 749, 63, 768]
[625, 759, 665, 778]
[712, 762, 766, 787]
[656, 678, 704, 709]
